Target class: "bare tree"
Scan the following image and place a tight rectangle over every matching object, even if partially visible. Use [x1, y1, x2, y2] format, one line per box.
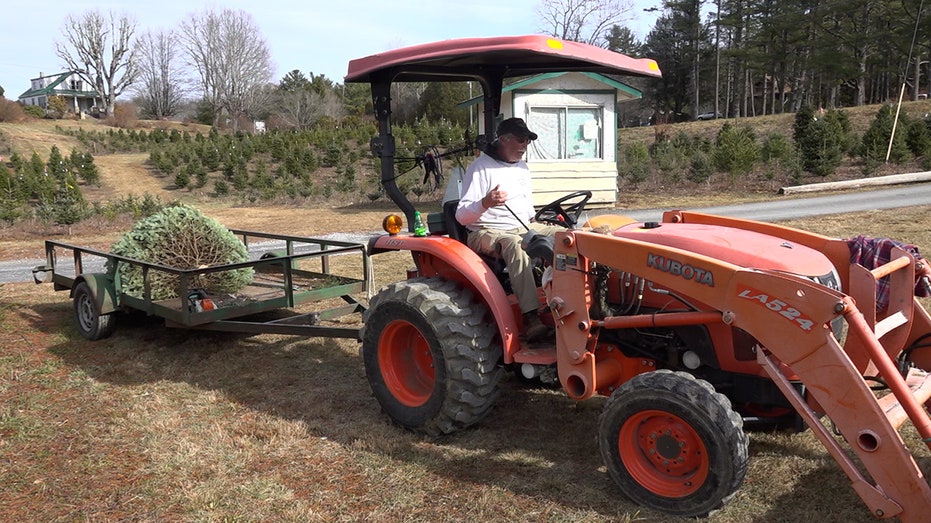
[275, 71, 345, 129]
[179, 8, 274, 130]
[276, 89, 326, 129]
[535, 0, 636, 47]
[55, 10, 138, 116]
[133, 29, 186, 119]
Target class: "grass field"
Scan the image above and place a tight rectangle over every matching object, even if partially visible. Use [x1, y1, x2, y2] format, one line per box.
[3, 115, 931, 522]
[3, 206, 931, 522]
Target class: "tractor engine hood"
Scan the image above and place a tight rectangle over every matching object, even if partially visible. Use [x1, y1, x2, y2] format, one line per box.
[612, 222, 836, 278]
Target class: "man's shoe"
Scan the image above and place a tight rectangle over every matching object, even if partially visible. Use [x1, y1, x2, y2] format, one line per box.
[522, 312, 552, 342]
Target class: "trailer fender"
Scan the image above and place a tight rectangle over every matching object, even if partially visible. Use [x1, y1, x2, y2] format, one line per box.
[71, 273, 119, 315]
[370, 234, 521, 361]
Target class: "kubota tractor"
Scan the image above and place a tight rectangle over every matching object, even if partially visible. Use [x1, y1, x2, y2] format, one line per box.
[346, 35, 931, 520]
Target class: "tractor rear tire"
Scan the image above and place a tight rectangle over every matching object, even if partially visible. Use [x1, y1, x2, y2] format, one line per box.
[361, 277, 502, 436]
[598, 370, 748, 517]
[73, 281, 116, 340]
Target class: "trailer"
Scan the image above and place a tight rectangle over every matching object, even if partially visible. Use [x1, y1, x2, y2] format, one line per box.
[32, 229, 371, 340]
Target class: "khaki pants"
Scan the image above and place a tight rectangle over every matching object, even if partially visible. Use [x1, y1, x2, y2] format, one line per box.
[467, 223, 564, 314]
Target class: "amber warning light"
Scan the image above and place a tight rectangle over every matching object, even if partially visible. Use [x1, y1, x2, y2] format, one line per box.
[383, 214, 404, 235]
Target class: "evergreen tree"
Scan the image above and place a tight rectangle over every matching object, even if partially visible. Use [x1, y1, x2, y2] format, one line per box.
[793, 105, 848, 177]
[47, 145, 69, 181]
[860, 104, 911, 165]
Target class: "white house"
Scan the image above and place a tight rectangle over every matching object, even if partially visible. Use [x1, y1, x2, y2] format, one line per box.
[18, 71, 101, 114]
[462, 72, 644, 207]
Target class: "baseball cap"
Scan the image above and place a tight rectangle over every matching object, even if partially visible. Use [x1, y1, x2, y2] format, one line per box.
[496, 117, 538, 141]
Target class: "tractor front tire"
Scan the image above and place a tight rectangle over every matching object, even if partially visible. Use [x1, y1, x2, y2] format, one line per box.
[361, 277, 502, 436]
[73, 281, 116, 340]
[598, 370, 748, 517]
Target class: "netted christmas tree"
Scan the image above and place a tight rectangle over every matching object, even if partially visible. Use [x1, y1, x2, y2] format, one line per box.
[108, 204, 253, 299]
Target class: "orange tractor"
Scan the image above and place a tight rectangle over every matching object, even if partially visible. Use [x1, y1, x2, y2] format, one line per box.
[346, 36, 931, 519]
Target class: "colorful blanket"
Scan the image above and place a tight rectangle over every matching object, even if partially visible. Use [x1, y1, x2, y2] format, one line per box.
[847, 235, 931, 310]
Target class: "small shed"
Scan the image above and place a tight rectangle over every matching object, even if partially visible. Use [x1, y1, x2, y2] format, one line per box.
[462, 72, 643, 207]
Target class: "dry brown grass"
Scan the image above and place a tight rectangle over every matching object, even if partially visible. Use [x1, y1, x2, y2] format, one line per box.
[3, 238, 925, 522]
[4, 114, 931, 522]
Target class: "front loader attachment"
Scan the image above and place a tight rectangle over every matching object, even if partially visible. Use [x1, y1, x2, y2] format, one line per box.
[548, 211, 931, 521]
[754, 250, 931, 521]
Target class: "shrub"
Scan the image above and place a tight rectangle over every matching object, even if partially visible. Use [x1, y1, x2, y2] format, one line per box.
[0, 99, 26, 122]
[688, 151, 714, 183]
[322, 144, 343, 168]
[860, 104, 910, 165]
[793, 105, 848, 177]
[650, 141, 688, 181]
[906, 118, 931, 158]
[110, 102, 138, 129]
[174, 169, 190, 189]
[46, 95, 68, 119]
[761, 133, 803, 183]
[70, 148, 100, 186]
[761, 133, 795, 164]
[0, 197, 23, 224]
[36, 184, 88, 234]
[214, 179, 230, 196]
[108, 204, 253, 300]
[22, 104, 44, 118]
[712, 123, 760, 176]
[47, 145, 69, 181]
[620, 142, 650, 183]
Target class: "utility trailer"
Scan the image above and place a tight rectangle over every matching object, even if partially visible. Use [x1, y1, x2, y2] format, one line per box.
[32, 230, 371, 340]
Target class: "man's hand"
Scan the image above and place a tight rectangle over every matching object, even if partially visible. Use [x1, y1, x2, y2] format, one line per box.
[482, 184, 508, 208]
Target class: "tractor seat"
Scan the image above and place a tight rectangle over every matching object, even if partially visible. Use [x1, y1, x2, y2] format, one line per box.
[443, 200, 510, 288]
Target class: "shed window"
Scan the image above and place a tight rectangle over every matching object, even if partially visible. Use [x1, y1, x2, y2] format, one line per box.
[526, 106, 603, 160]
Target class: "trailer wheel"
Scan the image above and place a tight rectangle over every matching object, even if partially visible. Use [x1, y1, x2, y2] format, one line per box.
[73, 281, 115, 340]
[598, 370, 748, 517]
[361, 277, 502, 436]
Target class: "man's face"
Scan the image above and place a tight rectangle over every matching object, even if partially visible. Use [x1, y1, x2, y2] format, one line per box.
[498, 133, 531, 163]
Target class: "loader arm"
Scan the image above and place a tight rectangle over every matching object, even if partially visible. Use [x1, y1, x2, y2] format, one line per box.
[548, 228, 931, 521]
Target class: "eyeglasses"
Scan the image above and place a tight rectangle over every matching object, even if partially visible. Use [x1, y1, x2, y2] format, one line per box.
[506, 134, 530, 145]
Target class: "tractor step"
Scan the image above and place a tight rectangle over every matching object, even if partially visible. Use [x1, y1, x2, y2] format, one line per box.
[876, 367, 931, 430]
[512, 346, 556, 365]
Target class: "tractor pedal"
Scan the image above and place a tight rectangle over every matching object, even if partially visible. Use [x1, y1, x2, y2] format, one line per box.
[876, 367, 931, 430]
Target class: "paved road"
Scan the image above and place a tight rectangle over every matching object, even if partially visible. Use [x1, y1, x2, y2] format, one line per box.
[5, 184, 931, 284]
[618, 183, 931, 223]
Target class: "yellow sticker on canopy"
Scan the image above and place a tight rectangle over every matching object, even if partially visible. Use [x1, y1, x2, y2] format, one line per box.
[546, 38, 564, 50]
[648, 60, 660, 71]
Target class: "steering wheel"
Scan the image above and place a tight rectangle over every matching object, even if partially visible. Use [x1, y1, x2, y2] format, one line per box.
[533, 190, 592, 227]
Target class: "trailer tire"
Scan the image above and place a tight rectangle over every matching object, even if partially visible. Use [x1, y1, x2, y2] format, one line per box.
[361, 277, 502, 436]
[598, 370, 748, 517]
[73, 281, 116, 340]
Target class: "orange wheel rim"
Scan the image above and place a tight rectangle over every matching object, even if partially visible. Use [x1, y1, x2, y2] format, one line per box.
[378, 319, 435, 407]
[618, 410, 709, 497]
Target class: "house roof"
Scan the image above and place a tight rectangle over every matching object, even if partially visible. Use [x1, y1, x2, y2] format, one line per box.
[457, 72, 642, 108]
[17, 71, 100, 100]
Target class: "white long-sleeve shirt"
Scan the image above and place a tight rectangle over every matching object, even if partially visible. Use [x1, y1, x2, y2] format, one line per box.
[455, 152, 534, 231]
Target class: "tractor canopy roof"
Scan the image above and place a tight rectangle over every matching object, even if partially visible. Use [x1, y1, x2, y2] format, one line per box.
[344, 34, 662, 84]
[343, 35, 662, 232]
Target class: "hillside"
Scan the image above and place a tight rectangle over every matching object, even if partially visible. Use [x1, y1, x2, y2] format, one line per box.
[2, 100, 931, 260]
[618, 99, 931, 150]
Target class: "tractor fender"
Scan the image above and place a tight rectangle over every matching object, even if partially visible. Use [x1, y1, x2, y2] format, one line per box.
[369, 234, 521, 361]
[71, 273, 119, 315]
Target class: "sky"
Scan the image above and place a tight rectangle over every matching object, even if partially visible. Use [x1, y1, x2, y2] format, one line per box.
[0, 0, 661, 99]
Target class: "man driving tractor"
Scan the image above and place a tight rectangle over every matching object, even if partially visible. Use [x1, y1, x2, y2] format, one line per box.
[455, 117, 563, 342]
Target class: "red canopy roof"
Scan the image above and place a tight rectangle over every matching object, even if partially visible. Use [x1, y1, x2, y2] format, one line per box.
[345, 34, 661, 83]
